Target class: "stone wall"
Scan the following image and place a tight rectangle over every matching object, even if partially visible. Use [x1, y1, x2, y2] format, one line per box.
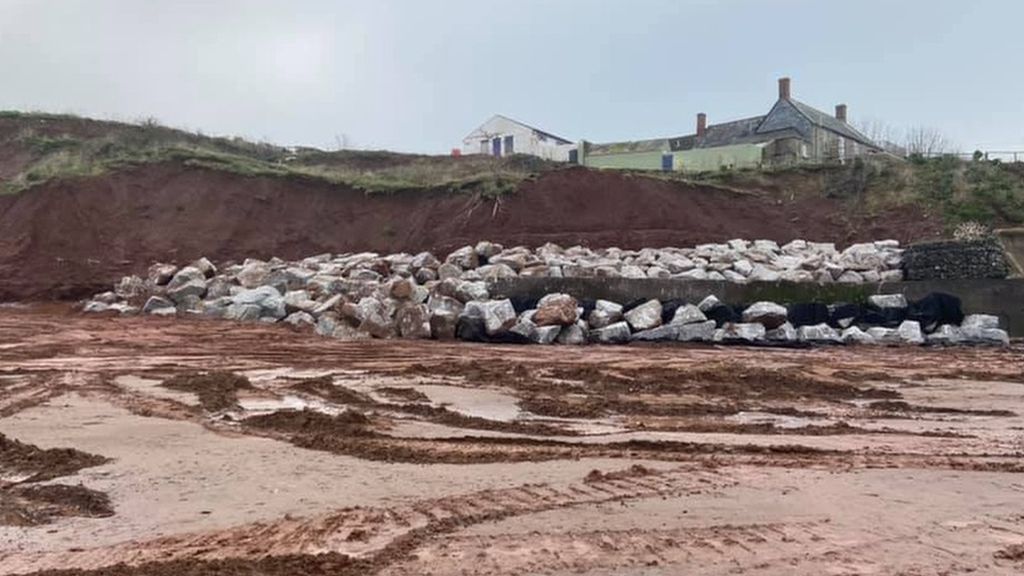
[901, 239, 1009, 281]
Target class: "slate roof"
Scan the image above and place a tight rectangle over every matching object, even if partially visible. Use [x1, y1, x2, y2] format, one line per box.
[787, 100, 878, 148]
[493, 114, 574, 145]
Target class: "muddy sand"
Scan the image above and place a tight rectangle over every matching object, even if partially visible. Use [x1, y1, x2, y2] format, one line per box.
[0, 306, 1022, 575]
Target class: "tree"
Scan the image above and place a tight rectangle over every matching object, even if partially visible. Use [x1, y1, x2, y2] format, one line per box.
[903, 126, 953, 157]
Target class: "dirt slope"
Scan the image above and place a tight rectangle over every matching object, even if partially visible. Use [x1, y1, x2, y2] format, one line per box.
[0, 162, 939, 300]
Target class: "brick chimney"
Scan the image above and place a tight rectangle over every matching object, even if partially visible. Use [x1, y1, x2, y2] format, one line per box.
[696, 113, 707, 137]
[835, 104, 848, 123]
[778, 77, 791, 100]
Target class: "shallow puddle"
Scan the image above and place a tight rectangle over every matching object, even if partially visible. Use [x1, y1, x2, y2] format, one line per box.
[113, 375, 201, 406]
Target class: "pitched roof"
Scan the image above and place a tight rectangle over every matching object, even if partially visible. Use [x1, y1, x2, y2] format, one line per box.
[466, 114, 573, 145]
[786, 99, 878, 148]
[670, 115, 784, 151]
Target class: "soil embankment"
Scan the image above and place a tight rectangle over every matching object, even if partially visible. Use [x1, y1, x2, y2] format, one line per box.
[0, 162, 939, 300]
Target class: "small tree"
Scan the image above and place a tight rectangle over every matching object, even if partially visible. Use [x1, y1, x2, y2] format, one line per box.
[904, 126, 952, 157]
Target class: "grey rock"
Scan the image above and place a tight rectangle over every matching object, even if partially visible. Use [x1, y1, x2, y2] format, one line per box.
[927, 324, 964, 345]
[962, 326, 1010, 346]
[556, 321, 588, 345]
[624, 300, 663, 331]
[237, 261, 271, 289]
[115, 275, 147, 300]
[315, 313, 339, 337]
[446, 245, 480, 270]
[741, 301, 788, 329]
[455, 281, 489, 303]
[225, 303, 263, 322]
[677, 320, 717, 342]
[143, 295, 175, 315]
[797, 323, 842, 343]
[437, 263, 463, 280]
[868, 294, 908, 309]
[94, 291, 119, 304]
[82, 301, 109, 313]
[720, 322, 766, 342]
[283, 311, 316, 328]
[670, 304, 706, 325]
[396, 304, 431, 339]
[167, 278, 207, 304]
[530, 325, 562, 345]
[147, 263, 178, 286]
[896, 320, 924, 344]
[697, 295, 720, 313]
[429, 311, 460, 340]
[190, 257, 217, 278]
[595, 299, 624, 315]
[631, 324, 681, 342]
[765, 322, 797, 342]
[866, 327, 898, 344]
[591, 321, 631, 344]
[961, 314, 999, 331]
[840, 326, 875, 344]
[747, 265, 781, 282]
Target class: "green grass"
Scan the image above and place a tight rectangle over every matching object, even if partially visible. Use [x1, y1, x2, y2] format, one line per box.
[0, 111, 551, 196]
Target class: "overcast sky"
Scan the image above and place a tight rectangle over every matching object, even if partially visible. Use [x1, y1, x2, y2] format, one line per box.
[1, 0, 1022, 153]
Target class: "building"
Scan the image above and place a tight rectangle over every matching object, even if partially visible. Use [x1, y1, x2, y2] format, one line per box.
[461, 114, 576, 162]
[579, 77, 883, 172]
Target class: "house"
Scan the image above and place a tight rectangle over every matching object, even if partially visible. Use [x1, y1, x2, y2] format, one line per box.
[579, 77, 883, 172]
[461, 114, 576, 162]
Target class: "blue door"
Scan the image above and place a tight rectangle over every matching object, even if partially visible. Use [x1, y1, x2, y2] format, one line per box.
[661, 154, 673, 172]
[492, 137, 502, 157]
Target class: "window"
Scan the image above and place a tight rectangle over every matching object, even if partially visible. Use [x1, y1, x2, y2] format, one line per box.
[480, 140, 488, 154]
[503, 135, 514, 155]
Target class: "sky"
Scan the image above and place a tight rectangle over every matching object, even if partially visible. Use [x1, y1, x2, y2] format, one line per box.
[1, 0, 1022, 153]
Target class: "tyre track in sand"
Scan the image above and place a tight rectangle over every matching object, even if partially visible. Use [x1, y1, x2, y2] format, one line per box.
[1, 465, 730, 574]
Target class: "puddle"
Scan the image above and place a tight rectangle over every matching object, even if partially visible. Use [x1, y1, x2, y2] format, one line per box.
[236, 394, 340, 416]
[411, 384, 522, 422]
[113, 375, 200, 406]
[729, 411, 835, 429]
[240, 368, 340, 383]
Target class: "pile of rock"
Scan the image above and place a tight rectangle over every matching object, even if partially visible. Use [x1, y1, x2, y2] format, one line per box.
[450, 293, 1008, 347]
[82, 243, 1008, 347]
[902, 238, 1009, 280]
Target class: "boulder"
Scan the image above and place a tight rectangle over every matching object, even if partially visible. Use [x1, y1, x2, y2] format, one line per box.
[474, 241, 503, 259]
[237, 261, 271, 289]
[747, 265, 781, 282]
[395, 304, 431, 339]
[896, 320, 925, 345]
[868, 294, 907, 309]
[697, 295, 720, 313]
[115, 275, 147, 300]
[283, 311, 316, 328]
[446, 245, 480, 270]
[463, 299, 517, 336]
[677, 320, 717, 342]
[837, 271, 864, 283]
[389, 278, 416, 300]
[410, 251, 440, 271]
[437, 263, 463, 280]
[147, 263, 178, 286]
[82, 301, 110, 313]
[283, 290, 320, 314]
[720, 322, 766, 342]
[357, 298, 397, 338]
[167, 278, 207, 304]
[797, 323, 841, 343]
[93, 291, 119, 304]
[429, 310, 460, 340]
[455, 281, 489, 303]
[631, 324, 681, 342]
[741, 301, 788, 329]
[477, 263, 518, 281]
[840, 326, 875, 345]
[866, 327, 898, 344]
[190, 257, 218, 278]
[315, 313, 339, 337]
[591, 321, 631, 344]
[765, 322, 797, 342]
[556, 321, 588, 345]
[224, 303, 263, 322]
[670, 304, 706, 325]
[624, 299, 663, 331]
[529, 325, 562, 345]
[961, 314, 999, 331]
[927, 324, 964, 345]
[533, 293, 579, 326]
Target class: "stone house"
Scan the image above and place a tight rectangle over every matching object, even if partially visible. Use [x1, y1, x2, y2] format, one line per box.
[579, 77, 883, 172]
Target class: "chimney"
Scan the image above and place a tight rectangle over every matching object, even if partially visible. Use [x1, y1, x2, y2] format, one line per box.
[696, 113, 707, 137]
[835, 104, 848, 123]
[778, 77, 791, 100]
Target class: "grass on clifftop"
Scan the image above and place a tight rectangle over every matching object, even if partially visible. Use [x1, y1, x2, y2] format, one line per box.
[0, 111, 548, 196]
[685, 156, 1024, 231]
